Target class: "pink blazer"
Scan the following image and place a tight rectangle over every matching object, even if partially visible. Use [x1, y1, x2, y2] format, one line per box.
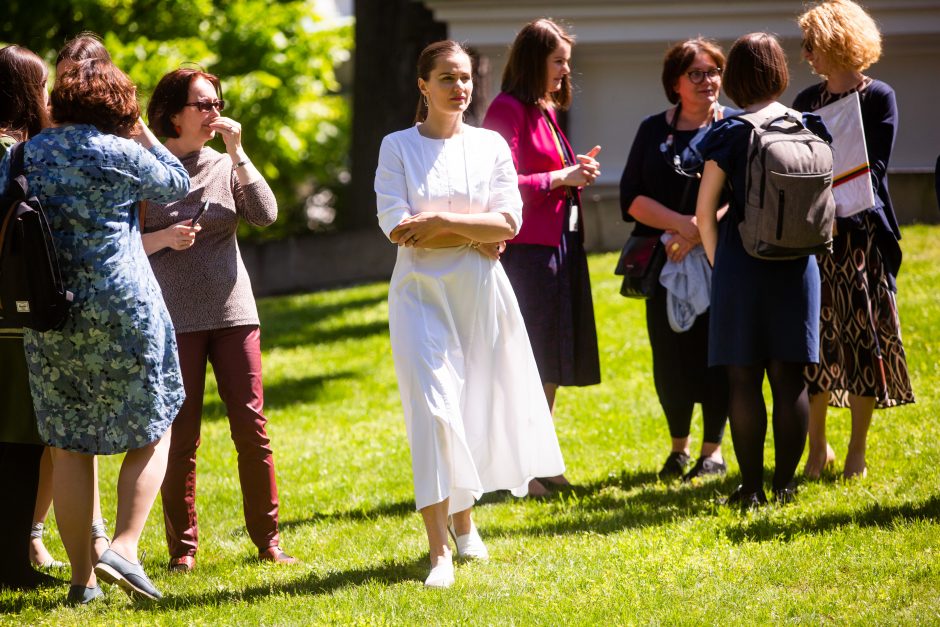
[482, 92, 582, 246]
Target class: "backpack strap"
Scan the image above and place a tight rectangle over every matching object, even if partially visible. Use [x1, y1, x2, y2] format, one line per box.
[5, 142, 29, 201]
[8, 141, 25, 180]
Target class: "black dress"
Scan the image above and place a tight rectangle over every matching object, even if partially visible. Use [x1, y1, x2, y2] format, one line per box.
[697, 115, 824, 367]
[501, 115, 600, 388]
[619, 111, 727, 442]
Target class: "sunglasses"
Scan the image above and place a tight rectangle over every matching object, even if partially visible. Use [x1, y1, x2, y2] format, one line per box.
[184, 99, 225, 113]
[686, 68, 722, 84]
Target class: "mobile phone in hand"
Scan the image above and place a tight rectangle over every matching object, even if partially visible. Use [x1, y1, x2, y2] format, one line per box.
[191, 200, 209, 226]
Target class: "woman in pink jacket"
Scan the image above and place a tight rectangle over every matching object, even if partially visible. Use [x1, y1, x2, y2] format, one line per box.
[483, 18, 601, 495]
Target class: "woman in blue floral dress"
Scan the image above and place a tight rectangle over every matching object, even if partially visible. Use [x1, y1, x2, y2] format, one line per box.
[0, 58, 189, 604]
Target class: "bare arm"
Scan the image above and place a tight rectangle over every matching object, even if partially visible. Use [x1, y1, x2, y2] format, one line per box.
[695, 160, 726, 265]
[628, 195, 701, 243]
[390, 211, 515, 247]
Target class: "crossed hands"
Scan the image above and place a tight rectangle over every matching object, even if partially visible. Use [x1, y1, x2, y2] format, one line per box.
[665, 215, 702, 263]
[391, 212, 505, 260]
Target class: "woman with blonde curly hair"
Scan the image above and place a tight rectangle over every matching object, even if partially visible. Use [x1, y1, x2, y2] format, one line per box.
[794, 0, 914, 480]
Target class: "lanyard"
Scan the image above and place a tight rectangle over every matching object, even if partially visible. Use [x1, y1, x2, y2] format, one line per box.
[542, 109, 579, 231]
[543, 110, 574, 202]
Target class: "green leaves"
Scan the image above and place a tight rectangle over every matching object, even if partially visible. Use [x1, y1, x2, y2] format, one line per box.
[2, 0, 353, 240]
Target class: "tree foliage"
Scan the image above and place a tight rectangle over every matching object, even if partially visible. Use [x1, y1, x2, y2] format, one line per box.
[1, 0, 353, 240]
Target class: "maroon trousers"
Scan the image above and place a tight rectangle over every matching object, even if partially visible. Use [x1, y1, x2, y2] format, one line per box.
[161, 325, 280, 559]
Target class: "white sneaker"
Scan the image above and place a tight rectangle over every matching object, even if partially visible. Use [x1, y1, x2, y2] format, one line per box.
[449, 521, 489, 560]
[424, 548, 454, 588]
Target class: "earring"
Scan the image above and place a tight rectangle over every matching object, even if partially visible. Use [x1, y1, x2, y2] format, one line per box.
[423, 94, 429, 108]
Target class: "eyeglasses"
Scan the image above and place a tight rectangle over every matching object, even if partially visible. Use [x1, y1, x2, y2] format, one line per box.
[685, 68, 722, 84]
[184, 99, 225, 113]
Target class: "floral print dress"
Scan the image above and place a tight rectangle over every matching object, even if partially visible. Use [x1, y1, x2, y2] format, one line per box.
[0, 125, 190, 454]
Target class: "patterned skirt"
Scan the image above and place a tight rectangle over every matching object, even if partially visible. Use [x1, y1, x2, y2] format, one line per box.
[805, 212, 914, 409]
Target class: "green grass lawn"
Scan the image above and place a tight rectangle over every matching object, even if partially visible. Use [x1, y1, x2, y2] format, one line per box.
[4, 225, 939, 625]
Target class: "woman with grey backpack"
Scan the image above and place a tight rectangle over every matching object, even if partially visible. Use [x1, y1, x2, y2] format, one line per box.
[696, 33, 832, 509]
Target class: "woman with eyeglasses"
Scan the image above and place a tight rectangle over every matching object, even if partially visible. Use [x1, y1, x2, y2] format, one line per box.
[142, 68, 295, 572]
[794, 0, 913, 480]
[619, 38, 735, 482]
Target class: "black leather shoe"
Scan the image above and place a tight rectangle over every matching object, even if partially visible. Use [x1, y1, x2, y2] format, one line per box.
[94, 549, 162, 601]
[66, 584, 103, 606]
[724, 485, 768, 510]
[773, 481, 798, 504]
[658, 452, 692, 480]
[682, 457, 728, 482]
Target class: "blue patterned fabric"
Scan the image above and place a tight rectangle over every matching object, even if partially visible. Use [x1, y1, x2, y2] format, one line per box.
[0, 125, 190, 454]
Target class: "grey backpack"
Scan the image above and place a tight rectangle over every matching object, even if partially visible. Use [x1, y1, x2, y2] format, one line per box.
[737, 109, 835, 260]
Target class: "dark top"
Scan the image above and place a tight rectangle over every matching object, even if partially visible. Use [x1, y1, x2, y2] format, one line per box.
[792, 78, 902, 287]
[935, 154, 940, 213]
[0, 135, 41, 445]
[697, 113, 827, 366]
[619, 109, 735, 236]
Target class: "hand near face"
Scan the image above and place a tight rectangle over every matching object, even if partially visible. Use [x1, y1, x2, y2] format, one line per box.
[208, 116, 242, 154]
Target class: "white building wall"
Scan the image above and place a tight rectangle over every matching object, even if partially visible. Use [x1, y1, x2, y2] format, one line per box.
[425, 0, 940, 249]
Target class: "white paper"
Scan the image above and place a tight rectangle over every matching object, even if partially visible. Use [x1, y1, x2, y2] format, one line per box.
[814, 91, 875, 218]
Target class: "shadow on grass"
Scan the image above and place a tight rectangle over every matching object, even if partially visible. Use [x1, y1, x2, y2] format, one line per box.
[158, 555, 429, 610]
[259, 293, 389, 350]
[279, 498, 417, 532]
[724, 493, 940, 543]
[202, 371, 358, 420]
[479, 469, 736, 539]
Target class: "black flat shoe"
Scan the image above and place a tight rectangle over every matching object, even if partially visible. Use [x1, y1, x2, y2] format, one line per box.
[66, 584, 103, 606]
[658, 452, 692, 480]
[95, 549, 162, 601]
[724, 485, 768, 510]
[773, 481, 798, 505]
[682, 457, 727, 482]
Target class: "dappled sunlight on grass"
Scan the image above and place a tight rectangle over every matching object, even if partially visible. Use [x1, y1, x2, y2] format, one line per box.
[8, 225, 939, 624]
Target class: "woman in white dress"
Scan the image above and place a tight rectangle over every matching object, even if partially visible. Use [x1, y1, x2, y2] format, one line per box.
[375, 40, 566, 588]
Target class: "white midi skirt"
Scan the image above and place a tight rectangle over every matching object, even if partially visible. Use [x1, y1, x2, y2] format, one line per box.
[389, 245, 566, 514]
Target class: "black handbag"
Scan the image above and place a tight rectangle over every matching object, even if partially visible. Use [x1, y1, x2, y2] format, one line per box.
[614, 234, 666, 299]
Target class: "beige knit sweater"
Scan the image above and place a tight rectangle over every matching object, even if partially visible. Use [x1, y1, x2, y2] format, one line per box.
[144, 147, 277, 333]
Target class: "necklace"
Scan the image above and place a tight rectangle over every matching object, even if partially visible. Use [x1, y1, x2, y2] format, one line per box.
[438, 133, 469, 213]
[659, 102, 717, 179]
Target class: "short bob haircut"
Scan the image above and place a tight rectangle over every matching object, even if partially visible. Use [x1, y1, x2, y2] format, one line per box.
[51, 58, 140, 136]
[798, 0, 882, 73]
[501, 18, 575, 110]
[0, 45, 51, 140]
[414, 40, 472, 124]
[56, 31, 112, 69]
[661, 37, 726, 105]
[723, 32, 789, 108]
[147, 68, 223, 138]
